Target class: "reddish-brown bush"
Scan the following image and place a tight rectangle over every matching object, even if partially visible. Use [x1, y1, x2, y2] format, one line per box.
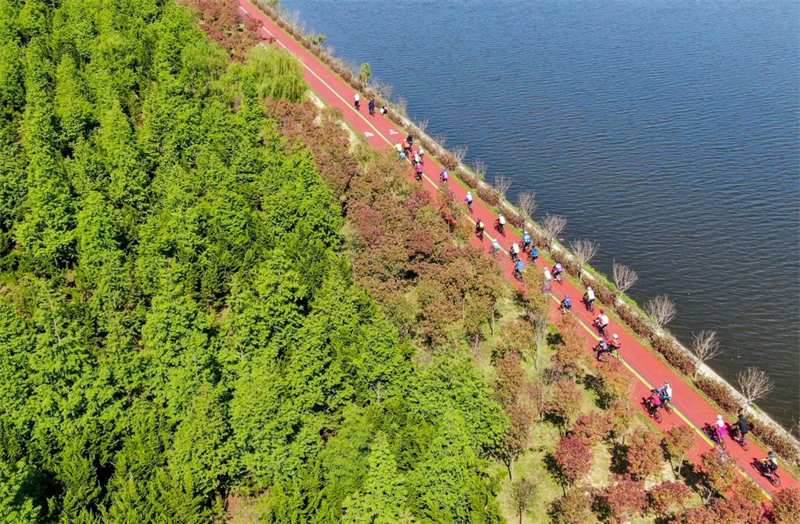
[476, 185, 500, 206]
[651, 334, 696, 376]
[626, 428, 665, 480]
[695, 376, 740, 413]
[553, 313, 590, 377]
[573, 412, 612, 444]
[607, 399, 636, 443]
[599, 475, 648, 524]
[699, 449, 739, 496]
[550, 488, 594, 524]
[595, 358, 635, 408]
[544, 379, 584, 428]
[554, 434, 593, 485]
[747, 419, 800, 468]
[671, 505, 717, 524]
[181, 0, 262, 59]
[771, 487, 800, 524]
[614, 303, 653, 339]
[662, 425, 696, 475]
[494, 351, 524, 409]
[712, 491, 765, 524]
[647, 480, 693, 517]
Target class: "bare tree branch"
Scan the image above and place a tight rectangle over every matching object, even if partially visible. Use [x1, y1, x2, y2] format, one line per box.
[415, 118, 428, 134]
[493, 175, 511, 200]
[529, 311, 548, 371]
[542, 213, 567, 249]
[517, 191, 537, 222]
[395, 97, 408, 114]
[451, 145, 468, 165]
[690, 331, 722, 378]
[613, 261, 638, 294]
[473, 159, 488, 180]
[737, 367, 774, 409]
[569, 239, 599, 276]
[645, 294, 677, 328]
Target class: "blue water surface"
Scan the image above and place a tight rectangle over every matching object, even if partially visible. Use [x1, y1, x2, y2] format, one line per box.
[282, 0, 800, 429]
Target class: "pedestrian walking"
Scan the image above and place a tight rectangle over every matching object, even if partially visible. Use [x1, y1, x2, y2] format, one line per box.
[543, 267, 552, 292]
[354, 93, 360, 110]
[369, 98, 375, 116]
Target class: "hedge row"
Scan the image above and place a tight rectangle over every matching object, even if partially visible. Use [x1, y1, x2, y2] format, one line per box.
[254, 0, 800, 467]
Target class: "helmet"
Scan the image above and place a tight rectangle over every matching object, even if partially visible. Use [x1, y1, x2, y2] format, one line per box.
[613, 334, 619, 340]
[587, 286, 593, 291]
[717, 415, 724, 421]
[524, 230, 529, 235]
[665, 380, 670, 384]
[769, 450, 776, 456]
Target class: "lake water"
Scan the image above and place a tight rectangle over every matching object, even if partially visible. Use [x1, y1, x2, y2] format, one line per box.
[281, 0, 800, 430]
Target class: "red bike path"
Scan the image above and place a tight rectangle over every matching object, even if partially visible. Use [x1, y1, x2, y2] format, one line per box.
[237, 0, 796, 501]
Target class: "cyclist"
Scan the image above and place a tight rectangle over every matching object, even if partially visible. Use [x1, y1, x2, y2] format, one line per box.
[560, 295, 572, 311]
[413, 151, 421, 166]
[402, 140, 411, 156]
[490, 238, 501, 256]
[510, 242, 520, 261]
[762, 451, 779, 479]
[395, 142, 403, 156]
[584, 286, 596, 309]
[465, 191, 474, 212]
[528, 245, 539, 262]
[733, 412, 749, 442]
[595, 310, 610, 335]
[522, 230, 532, 251]
[513, 259, 525, 280]
[496, 213, 506, 235]
[657, 380, 673, 403]
[553, 261, 564, 282]
[713, 414, 728, 440]
[368, 98, 375, 116]
[407, 134, 414, 147]
[354, 93, 360, 110]
[440, 169, 450, 183]
[475, 219, 485, 239]
[418, 147, 425, 164]
[415, 163, 423, 180]
[608, 333, 621, 353]
[646, 389, 663, 414]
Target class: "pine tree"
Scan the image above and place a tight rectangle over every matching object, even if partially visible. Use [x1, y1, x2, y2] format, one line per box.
[342, 432, 413, 524]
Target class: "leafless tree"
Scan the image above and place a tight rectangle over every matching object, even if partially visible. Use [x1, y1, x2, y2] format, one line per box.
[737, 367, 774, 409]
[542, 213, 567, 249]
[517, 191, 537, 222]
[369, 79, 393, 101]
[415, 118, 429, 135]
[613, 261, 639, 294]
[509, 476, 539, 524]
[452, 145, 468, 165]
[473, 159, 488, 180]
[569, 239, 599, 276]
[395, 97, 408, 114]
[645, 294, 677, 328]
[690, 330, 722, 378]
[529, 311, 548, 371]
[493, 175, 511, 200]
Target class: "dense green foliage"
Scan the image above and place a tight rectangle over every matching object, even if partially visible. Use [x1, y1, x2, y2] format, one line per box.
[0, 1, 506, 523]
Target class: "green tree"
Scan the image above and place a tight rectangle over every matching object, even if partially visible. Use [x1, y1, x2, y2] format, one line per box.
[342, 432, 412, 524]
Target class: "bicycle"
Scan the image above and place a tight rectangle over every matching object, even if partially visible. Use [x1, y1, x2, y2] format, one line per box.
[754, 459, 781, 488]
[729, 425, 750, 451]
[642, 396, 663, 423]
[705, 424, 727, 450]
[659, 394, 674, 416]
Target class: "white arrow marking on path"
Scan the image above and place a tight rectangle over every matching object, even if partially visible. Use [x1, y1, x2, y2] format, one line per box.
[364, 132, 375, 137]
[389, 129, 398, 135]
